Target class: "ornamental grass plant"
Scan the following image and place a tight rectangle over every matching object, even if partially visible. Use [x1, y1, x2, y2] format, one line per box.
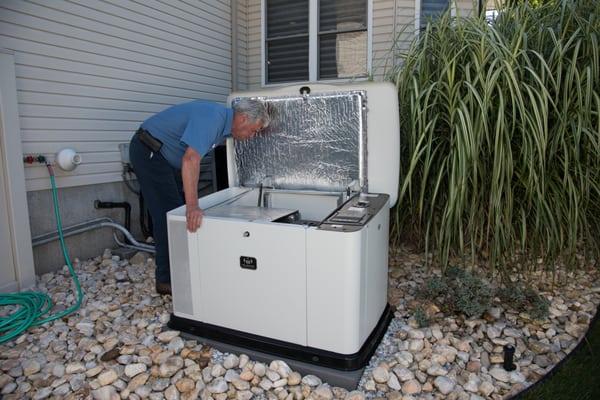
[389, 0, 600, 277]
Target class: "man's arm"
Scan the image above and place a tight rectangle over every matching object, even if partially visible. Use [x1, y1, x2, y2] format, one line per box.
[181, 146, 203, 232]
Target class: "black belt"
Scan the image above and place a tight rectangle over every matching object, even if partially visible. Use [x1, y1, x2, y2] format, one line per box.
[136, 128, 163, 152]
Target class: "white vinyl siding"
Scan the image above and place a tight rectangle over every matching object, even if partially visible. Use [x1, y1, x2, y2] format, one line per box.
[371, 0, 415, 80]
[0, 0, 232, 191]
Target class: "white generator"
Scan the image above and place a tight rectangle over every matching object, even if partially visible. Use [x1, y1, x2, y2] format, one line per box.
[167, 82, 399, 370]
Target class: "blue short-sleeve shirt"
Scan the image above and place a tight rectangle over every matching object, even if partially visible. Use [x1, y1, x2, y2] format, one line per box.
[141, 101, 233, 169]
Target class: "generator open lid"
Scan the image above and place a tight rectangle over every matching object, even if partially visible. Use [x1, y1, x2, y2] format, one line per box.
[226, 82, 400, 207]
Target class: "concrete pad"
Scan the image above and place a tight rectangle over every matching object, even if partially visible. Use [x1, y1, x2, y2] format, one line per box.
[179, 332, 365, 390]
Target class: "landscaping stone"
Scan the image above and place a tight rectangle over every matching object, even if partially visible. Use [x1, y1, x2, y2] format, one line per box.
[356, 246, 600, 399]
[0, 247, 596, 400]
[433, 376, 455, 394]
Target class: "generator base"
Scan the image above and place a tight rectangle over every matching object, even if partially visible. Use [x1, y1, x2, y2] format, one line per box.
[168, 304, 393, 389]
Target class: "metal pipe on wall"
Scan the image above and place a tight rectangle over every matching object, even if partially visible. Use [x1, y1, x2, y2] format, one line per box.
[393, 0, 398, 66]
[94, 200, 131, 232]
[99, 222, 154, 251]
[32, 217, 114, 246]
[112, 234, 155, 254]
[231, 0, 239, 92]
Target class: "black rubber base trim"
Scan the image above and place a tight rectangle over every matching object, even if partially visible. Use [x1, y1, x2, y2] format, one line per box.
[168, 303, 394, 371]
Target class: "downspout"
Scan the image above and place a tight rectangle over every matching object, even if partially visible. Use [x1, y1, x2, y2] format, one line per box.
[392, 0, 398, 67]
[218, 0, 239, 191]
[231, 0, 239, 92]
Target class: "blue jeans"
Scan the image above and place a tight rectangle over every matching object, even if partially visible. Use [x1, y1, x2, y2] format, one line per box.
[129, 134, 184, 283]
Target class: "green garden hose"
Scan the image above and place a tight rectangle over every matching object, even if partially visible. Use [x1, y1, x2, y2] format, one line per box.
[0, 163, 84, 344]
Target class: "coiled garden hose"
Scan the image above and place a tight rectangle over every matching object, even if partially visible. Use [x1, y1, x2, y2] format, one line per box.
[0, 163, 84, 344]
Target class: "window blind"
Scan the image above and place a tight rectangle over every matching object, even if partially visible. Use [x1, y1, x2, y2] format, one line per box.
[266, 0, 309, 83]
[318, 0, 367, 79]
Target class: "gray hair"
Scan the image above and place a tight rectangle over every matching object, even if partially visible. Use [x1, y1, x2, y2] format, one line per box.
[233, 98, 271, 128]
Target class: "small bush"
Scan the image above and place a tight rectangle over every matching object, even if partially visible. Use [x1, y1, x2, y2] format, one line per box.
[496, 286, 527, 309]
[454, 271, 493, 318]
[497, 284, 550, 320]
[419, 266, 492, 318]
[422, 276, 448, 299]
[444, 265, 463, 280]
[414, 306, 430, 328]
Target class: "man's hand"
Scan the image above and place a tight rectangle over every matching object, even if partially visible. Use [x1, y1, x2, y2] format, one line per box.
[186, 206, 204, 232]
[181, 146, 202, 232]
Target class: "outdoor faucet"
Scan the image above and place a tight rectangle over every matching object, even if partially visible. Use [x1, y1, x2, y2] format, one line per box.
[299, 86, 311, 102]
[346, 180, 360, 199]
[257, 183, 263, 207]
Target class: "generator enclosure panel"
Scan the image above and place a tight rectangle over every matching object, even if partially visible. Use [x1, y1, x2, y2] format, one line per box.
[168, 82, 400, 370]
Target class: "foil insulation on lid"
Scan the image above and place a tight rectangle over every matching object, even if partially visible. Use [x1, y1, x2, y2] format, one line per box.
[232, 91, 367, 192]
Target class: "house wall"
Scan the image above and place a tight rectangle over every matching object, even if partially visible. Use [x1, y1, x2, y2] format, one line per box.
[0, 0, 232, 191]
[238, 0, 476, 88]
[28, 181, 143, 275]
[0, 0, 233, 273]
[0, 0, 477, 273]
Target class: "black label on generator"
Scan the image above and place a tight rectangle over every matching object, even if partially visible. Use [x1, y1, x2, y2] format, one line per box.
[240, 256, 257, 270]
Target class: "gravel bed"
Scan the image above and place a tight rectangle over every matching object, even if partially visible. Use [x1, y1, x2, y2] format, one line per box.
[0, 247, 598, 400]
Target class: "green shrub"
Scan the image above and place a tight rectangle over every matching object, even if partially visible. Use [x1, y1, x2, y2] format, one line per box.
[454, 270, 493, 317]
[414, 306, 430, 328]
[497, 284, 550, 319]
[445, 265, 464, 281]
[419, 266, 492, 318]
[420, 267, 549, 319]
[422, 276, 448, 299]
[389, 0, 600, 273]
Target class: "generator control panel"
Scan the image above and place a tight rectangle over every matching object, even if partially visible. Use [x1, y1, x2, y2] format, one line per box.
[319, 193, 389, 232]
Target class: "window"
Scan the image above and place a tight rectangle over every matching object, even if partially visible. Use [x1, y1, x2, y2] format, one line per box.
[418, 0, 450, 30]
[265, 0, 309, 83]
[318, 0, 368, 79]
[264, 0, 369, 84]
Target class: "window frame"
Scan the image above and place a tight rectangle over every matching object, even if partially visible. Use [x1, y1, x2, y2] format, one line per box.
[261, 0, 373, 87]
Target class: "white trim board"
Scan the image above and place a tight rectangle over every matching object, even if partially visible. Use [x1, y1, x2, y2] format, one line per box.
[0, 50, 36, 291]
